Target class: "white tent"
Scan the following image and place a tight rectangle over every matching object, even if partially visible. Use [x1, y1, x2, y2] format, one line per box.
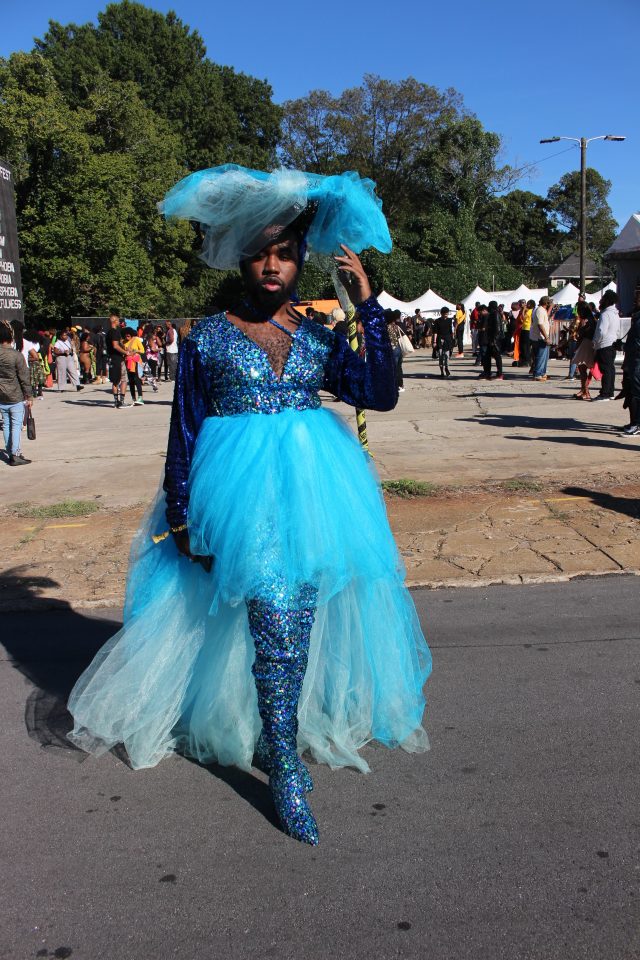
[377, 290, 411, 313]
[585, 281, 616, 303]
[407, 288, 456, 315]
[377, 288, 455, 317]
[488, 284, 549, 308]
[606, 214, 640, 316]
[461, 285, 488, 310]
[526, 287, 549, 303]
[551, 282, 580, 305]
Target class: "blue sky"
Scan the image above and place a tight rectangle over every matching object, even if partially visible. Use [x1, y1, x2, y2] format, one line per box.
[2, 0, 638, 228]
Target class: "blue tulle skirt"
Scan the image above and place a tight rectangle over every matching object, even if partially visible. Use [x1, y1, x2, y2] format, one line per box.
[68, 408, 432, 772]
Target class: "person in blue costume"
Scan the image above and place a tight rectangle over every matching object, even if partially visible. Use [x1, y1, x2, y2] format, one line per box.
[68, 166, 432, 847]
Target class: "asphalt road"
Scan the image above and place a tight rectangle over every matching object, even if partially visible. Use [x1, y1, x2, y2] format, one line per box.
[1, 577, 639, 960]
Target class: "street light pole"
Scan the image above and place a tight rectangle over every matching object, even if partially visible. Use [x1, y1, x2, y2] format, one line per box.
[540, 134, 625, 295]
[580, 137, 587, 295]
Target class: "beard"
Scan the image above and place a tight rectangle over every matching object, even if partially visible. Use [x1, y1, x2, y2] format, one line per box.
[243, 272, 299, 314]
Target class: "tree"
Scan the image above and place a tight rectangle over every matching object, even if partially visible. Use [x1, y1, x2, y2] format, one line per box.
[479, 190, 562, 274]
[35, 1, 281, 170]
[415, 116, 522, 218]
[547, 168, 617, 259]
[0, 51, 191, 321]
[280, 74, 462, 223]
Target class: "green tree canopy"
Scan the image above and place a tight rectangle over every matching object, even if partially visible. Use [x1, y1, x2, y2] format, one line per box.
[0, 51, 192, 321]
[546, 168, 617, 260]
[35, 1, 281, 170]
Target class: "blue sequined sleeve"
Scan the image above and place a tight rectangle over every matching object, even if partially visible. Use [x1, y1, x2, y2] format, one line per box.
[323, 296, 397, 411]
[163, 339, 209, 527]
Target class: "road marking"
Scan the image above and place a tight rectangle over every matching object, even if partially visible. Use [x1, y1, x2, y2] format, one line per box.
[22, 522, 89, 530]
[45, 522, 89, 528]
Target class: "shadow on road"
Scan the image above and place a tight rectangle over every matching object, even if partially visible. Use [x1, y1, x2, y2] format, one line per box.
[0, 568, 284, 832]
[503, 434, 639, 453]
[62, 398, 173, 407]
[1, 567, 120, 759]
[457, 413, 619, 434]
[561, 485, 640, 521]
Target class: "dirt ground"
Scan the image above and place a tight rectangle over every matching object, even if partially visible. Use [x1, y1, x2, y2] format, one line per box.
[3, 472, 639, 610]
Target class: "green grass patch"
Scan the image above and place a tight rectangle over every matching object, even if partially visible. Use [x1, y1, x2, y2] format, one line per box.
[11, 499, 100, 519]
[501, 478, 543, 494]
[382, 479, 438, 499]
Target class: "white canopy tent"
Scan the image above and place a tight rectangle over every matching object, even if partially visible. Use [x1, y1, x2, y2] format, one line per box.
[588, 281, 617, 303]
[407, 288, 456, 315]
[377, 290, 410, 313]
[377, 288, 455, 317]
[461, 285, 488, 310]
[488, 285, 549, 309]
[551, 282, 580, 305]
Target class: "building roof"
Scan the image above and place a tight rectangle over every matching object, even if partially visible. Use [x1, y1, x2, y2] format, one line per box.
[606, 214, 640, 257]
[549, 251, 600, 279]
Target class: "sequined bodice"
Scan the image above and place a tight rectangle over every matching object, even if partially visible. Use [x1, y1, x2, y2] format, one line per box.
[189, 313, 332, 416]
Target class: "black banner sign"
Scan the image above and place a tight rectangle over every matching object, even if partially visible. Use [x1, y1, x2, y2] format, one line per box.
[0, 159, 24, 324]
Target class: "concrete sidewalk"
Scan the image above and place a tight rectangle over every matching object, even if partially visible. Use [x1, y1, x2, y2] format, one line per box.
[1, 350, 639, 608]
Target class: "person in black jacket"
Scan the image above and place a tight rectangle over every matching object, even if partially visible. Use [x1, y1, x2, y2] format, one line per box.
[620, 293, 640, 436]
[433, 307, 454, 377]
[480, 301, 503, 380]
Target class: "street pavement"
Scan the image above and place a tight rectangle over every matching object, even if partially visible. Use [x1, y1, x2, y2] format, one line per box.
[2, 576, 639, 960]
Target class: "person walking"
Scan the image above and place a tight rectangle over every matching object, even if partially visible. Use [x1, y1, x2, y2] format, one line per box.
[67, 165, 431, 847]
[0, 322, 33, 465]
[480, 302, 503, 380]
[592, 290, 621, 402]
[94, 325, 108, 384]
[571, 303, 597, 400]
[123, 328, 145, 405]
[531, 296, 552, 381]
[385, 310, 405, 392]
[434, 307, 454, 377]
[454, 304, 465, 357]
[24, 329, 45, 398]
[165, 321, 179, 381]
[79, 332, 95, 384]
[106, 312, 128, 408]
[145, 329, 161, 392]
[519, 299, 533, 367]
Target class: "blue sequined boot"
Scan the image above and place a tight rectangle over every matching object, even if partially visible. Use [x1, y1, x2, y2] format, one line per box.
[252, 658, 319, 846]
[248, 586, 319, 845]
[254, 729, 314, 793]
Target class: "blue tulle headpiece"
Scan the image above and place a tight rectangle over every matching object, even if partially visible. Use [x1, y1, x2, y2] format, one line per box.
[158, 164, 392, 270]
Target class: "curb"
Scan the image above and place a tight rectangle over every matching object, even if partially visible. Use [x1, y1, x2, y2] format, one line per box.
[407, 567, 639, 591]
[1, 567, 639, 613]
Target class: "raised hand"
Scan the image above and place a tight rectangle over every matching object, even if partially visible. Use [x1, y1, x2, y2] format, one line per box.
[333, 245, 372, 306]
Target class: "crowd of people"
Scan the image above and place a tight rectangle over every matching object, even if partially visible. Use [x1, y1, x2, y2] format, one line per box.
[7, 312, 187, 407]
[375, 291, 629, 397]
[2, 287, 640, 468]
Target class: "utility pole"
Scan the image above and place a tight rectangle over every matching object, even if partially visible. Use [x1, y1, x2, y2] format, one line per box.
[580, 137, 587, 296]
[540, 134, 625, 295]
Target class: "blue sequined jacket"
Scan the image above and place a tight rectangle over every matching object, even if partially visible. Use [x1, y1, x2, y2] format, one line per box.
[164, 296, 396, 527]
